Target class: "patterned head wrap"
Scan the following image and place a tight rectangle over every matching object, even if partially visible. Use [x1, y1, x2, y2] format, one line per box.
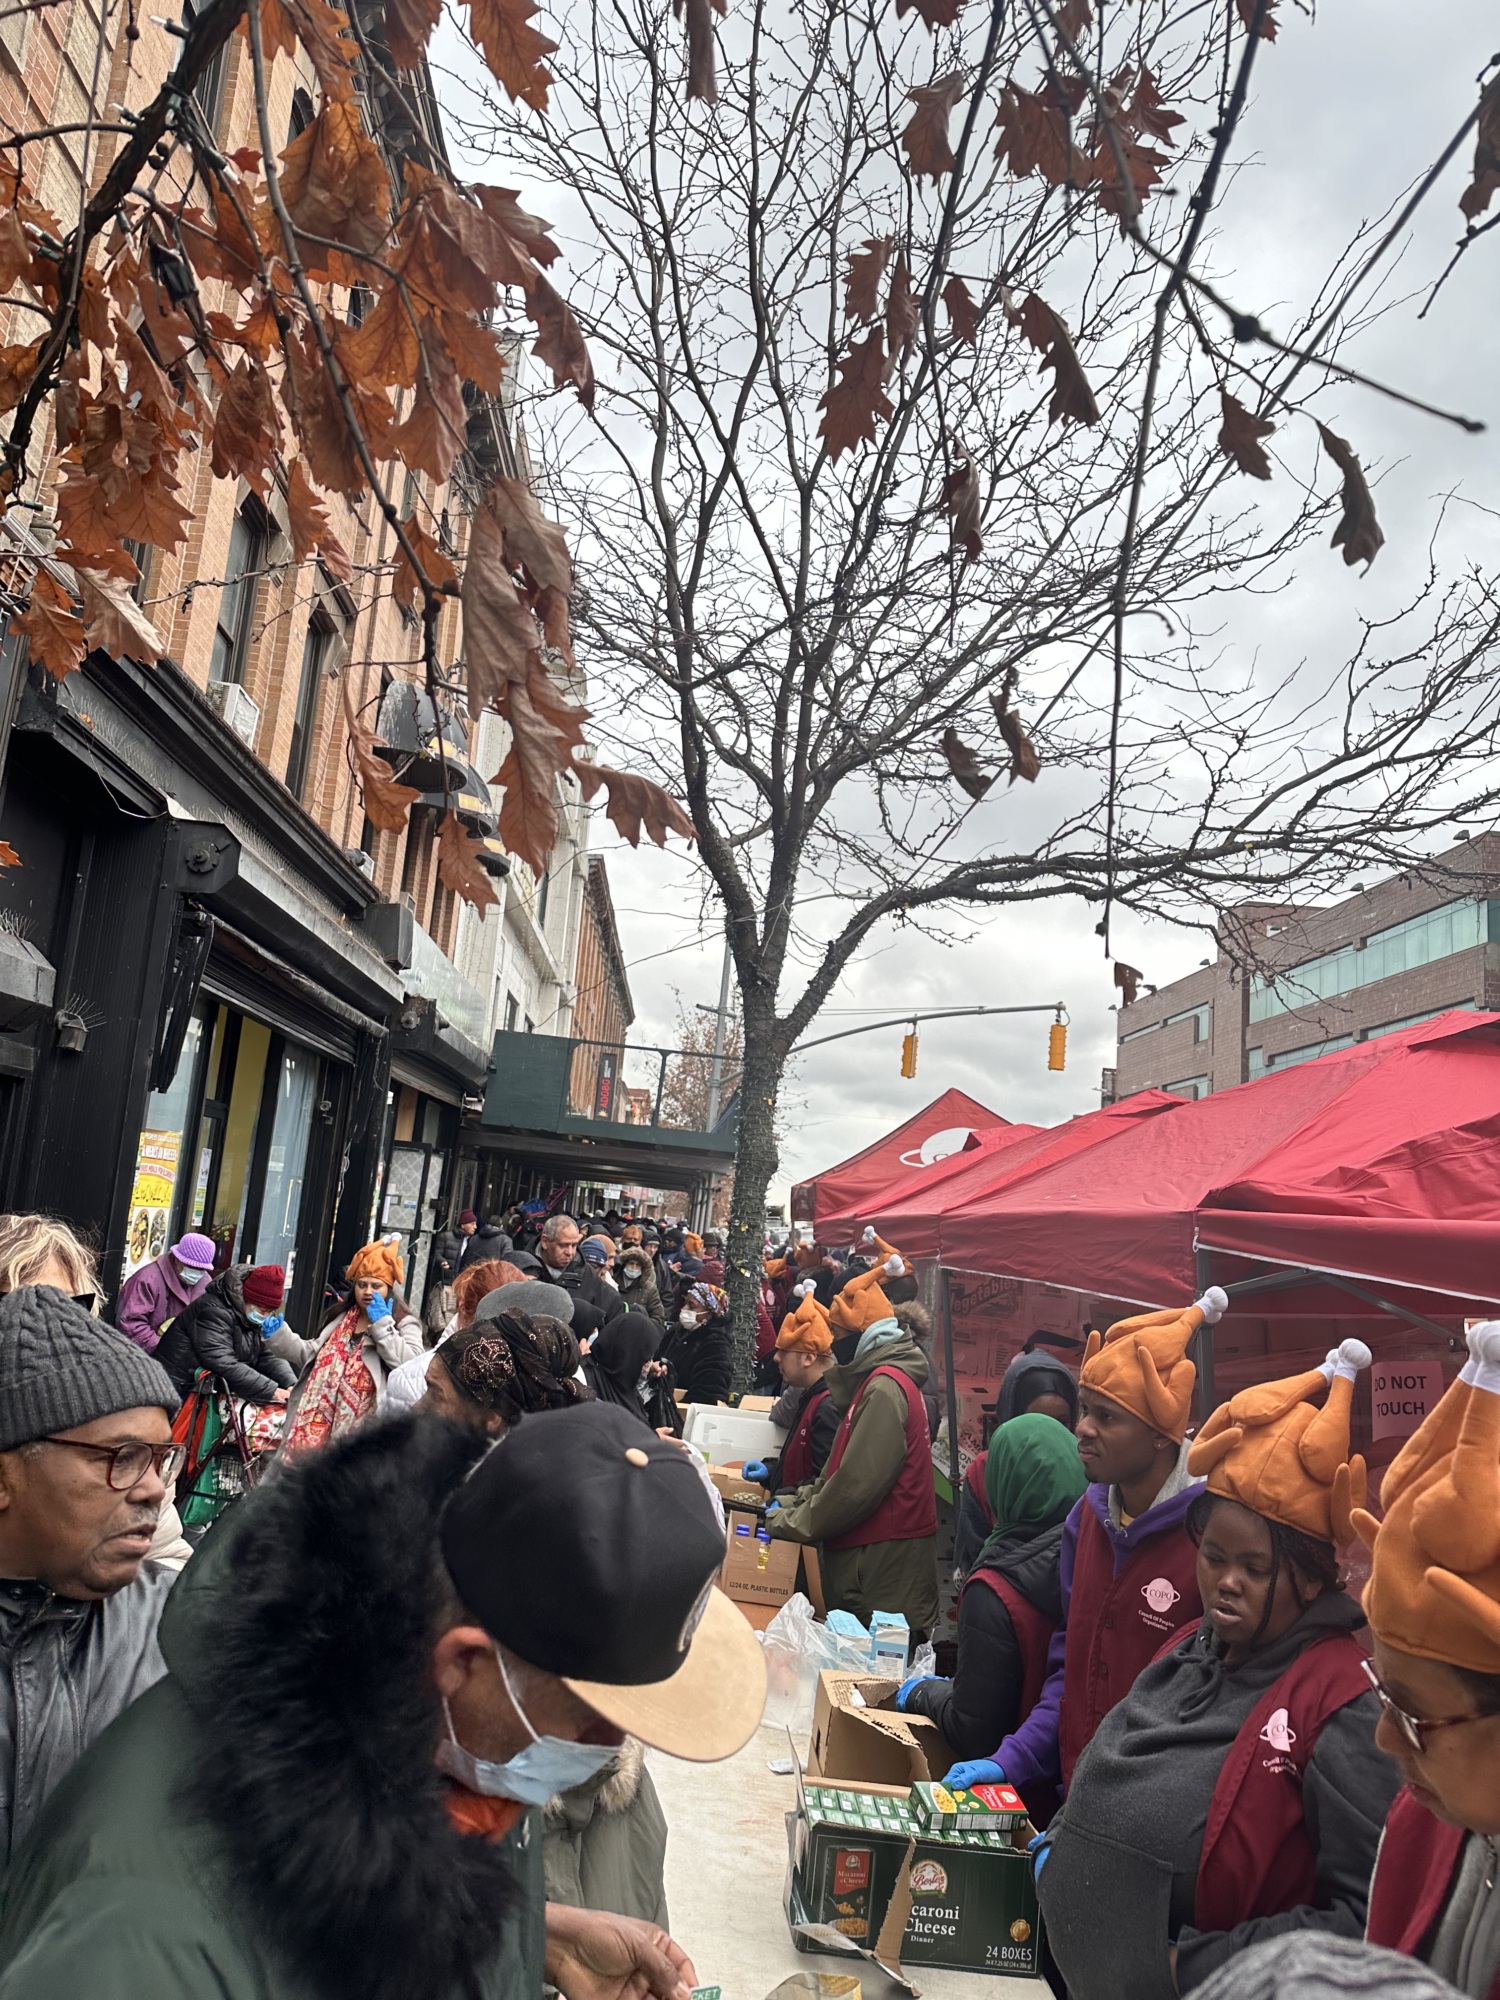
[442, 1312, 585, 1427]
[684, 1282, 728, 1321]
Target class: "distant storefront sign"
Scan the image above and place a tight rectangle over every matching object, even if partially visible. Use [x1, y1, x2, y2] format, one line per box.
[123, 1128, 182, 1279]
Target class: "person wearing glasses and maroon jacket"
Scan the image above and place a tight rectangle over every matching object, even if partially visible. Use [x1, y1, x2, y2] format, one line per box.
[1358, 1325, 1500, 2000]
[0, 1286, 182, 1862]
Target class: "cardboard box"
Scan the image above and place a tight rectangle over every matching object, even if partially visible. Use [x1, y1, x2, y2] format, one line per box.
[808, 1672, 951, 1789]
[705, 1463, 767, 1508]
[788, 1769, 1044, 1978]
[722, 1509, 803, 1605]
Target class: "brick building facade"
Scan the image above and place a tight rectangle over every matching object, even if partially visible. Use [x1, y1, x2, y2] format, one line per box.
[1109, 837, 1500, 1103]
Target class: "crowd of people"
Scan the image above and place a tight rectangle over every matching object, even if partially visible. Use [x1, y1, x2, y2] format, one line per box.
[1, 1194, 1500, 2000]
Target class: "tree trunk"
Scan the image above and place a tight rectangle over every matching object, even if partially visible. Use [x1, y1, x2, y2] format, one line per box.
[724, 1001, 783, 1392]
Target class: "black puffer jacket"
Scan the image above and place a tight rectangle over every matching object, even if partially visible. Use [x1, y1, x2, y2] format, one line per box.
[904, 1519, 1065, 1760]
[155, 1266, 296, 1405]
[657, 1314, 734, 1406]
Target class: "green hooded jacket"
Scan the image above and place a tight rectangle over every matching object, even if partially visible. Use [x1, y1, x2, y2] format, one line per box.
[767, 1327, 940, 1632]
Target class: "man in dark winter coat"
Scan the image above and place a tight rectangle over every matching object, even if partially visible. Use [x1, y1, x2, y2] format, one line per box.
[461, 1218, 513, 1270]
[0, 1406, 766, 2000]
[541, 1215, 625, 1325]
[0, 1288, 182, 1863]
[154, 1263, 297, 1406]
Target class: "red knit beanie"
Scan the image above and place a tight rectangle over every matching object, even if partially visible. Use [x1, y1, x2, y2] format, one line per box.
[242, 1264, 285, 1310]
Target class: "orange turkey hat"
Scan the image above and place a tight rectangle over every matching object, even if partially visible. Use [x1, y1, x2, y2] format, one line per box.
[777, 1281, 833, 1356]
[828, 1247, 912, 1336]
[1080, 1287, 1225, 1443]
[1357, 1324, 1500, 1675]
[346, 1234, 405, 1289]
[1187, 1339, 1372, 1543]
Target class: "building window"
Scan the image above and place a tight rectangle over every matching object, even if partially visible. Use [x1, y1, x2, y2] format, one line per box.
[1363, 1002, 1477, 1041]
[502, 993, 519, 1033]
[287, 86, 314, 141]
[536, 865, 550, 927]
[524, 1013, 534, 1034]
[1164, 1076, 1211, 1101]
[121, 538, 152, 606]
[286, 610, 333, 803]
[1262, 1035, 1356, 1072]
[183, 0, 229, 133]
[1249, 899, 1488, 1023]
[210, 507, 265, 685]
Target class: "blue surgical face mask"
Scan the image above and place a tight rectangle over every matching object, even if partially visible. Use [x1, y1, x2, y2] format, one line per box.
[434, 1644, 618, 1806]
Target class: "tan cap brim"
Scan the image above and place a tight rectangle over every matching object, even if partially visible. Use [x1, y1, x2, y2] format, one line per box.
[562, 1584, 767, 1761]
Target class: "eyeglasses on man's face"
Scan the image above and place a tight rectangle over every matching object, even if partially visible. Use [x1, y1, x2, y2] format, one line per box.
[40, 1436, 187, 1492]
[1361, 1657, 1492, 1757]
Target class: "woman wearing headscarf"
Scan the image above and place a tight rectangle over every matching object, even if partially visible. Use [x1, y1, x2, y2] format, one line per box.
[1035, 1340, 1400, 2000]
[656, 1282, 733, 1407]
[283, 1238, 423, 1453]
[953, 1338, 1080, 1577]
[583, 1311, 664, 1428]
[417, 1309, 587, 1436]
[896, 1413, 1087, 1813]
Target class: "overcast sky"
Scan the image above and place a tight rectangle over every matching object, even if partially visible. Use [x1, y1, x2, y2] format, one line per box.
[444, 0, 1499, 1201]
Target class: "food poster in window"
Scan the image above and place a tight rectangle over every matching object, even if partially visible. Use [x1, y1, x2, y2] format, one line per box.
[123, 1129, 182, 1280]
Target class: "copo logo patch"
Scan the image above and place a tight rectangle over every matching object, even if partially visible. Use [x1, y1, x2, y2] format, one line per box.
[1260, 1707, 1296, 1753]
[1141, 1576, 1181, 1615]
[909, 1860, 948, 1897]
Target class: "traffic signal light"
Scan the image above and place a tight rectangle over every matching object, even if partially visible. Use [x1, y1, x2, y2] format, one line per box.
[1048, 1021, 1067, 1071]
[900, 1031, 918, 1078]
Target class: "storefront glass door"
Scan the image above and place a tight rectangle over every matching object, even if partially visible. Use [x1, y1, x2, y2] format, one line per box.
[255, 1044, 319, 1284]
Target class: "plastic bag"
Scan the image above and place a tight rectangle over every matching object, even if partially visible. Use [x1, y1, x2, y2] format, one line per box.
[760, 1592, 823, 1732]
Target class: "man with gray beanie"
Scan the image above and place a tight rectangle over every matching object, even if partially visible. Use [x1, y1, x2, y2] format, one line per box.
[0, 1286, 183, 1861]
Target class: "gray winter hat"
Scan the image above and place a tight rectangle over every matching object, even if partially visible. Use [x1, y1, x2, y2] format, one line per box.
[0, 1286, 179, 1451]
[473, 1279, 574, 1326]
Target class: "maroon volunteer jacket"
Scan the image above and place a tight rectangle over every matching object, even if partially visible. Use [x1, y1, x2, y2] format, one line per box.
[1367, 1788, 1499, 2000]
[1059, 1503, 1202, 1788]
[965, 1567, 1055, 1720]
[779, 1385, 831, 1490]
[1194, 1633, 1371, 1930]
[823, 1365, 938, 1549]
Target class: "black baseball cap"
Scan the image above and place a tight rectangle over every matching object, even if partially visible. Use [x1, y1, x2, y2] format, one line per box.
[440, 1402, 765, 1760]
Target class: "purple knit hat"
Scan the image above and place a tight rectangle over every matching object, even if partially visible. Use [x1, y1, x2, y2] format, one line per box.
[170, 1232, 217, 1271]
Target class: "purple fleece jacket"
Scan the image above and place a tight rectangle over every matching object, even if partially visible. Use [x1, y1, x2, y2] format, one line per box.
[115, 1251, 208, 1352]
[993, 1474, 1203, 1793]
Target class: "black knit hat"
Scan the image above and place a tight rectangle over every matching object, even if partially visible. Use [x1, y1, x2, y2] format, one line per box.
[0, 1286, 179, 1450]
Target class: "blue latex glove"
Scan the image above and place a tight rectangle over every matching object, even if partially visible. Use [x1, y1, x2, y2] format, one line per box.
[259, 1312, 285, 1337]
[365, 1294, 393, 1324]
[941, 1757, 1005, 1792]
[1028, 1830, 1051, 1881]
[765, 1499, 781, 1513]
[895, 1674, 936, 1711]
[742, 1459, 769, 1483]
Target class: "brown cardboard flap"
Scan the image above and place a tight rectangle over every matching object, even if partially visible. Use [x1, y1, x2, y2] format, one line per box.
[874, 1837, 917, 1976]
[809, 1674, 949, 1788]
[803, 1544, 828, 1618]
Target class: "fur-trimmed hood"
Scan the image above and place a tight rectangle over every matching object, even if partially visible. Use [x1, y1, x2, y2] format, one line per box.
[159, 1417, 518, 2000]
[542, 1735, 647, 1829]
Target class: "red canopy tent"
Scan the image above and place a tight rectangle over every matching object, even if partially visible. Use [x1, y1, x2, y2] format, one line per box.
[789, 1087, 1005, 1230]
[822, 1089, 1185, 1259]
[937, 1011, 1500, 1311]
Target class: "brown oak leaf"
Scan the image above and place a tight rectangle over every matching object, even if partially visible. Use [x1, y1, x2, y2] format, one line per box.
[343, 676, 420, 833]
[1218, 391, 1275, 481]
[17, 570, 85, 680]
[78, 569, 166, 667]
[992, 684, 1040, 783]
[1113, 960, 1143, 1006]
[942, 456, 981, 562]
[1126, 67, 1185, 146]
[210, 355, 278, 495]
[287, 328, 366, 498]
[286, 459, 354, 582]
[902, 74, 966, 181]
[844, 237, 892, 325]
[461, 499, 542, 713]
[1461, 74, 1500, 221]
[278, 100, 393, 274]
[1055, 0, 1091, 34]
[522, 655, 589, 757]
[529, 273, 595, 410]
[995, 81, 1093, 189]
[54, 470, 150, 581]
[1316, 423, 1384, 569]
[677, 0, 723, 103]
[572, 759, 696, 850]
[943, 276, 980, 346]
[340, 287, 419, 389]
[466, 0, 557, 110]
[817, 329, 894, 460]
[941, 727, 991, 800]
[493, 673, 568, 872]
[0, 208, 32, 292]
[436, 809, 500, 913]
[1235, 0, 1277, 38]
[488, 476, 571, 593]
[886, 253, 918, 360]
[389, 363, 469, 484]
[393, 513, 459, 616]
[430, 311, 506, 394]
[894, 0, 965, 27]
[0, 339, 42, 417]
[385, 0, 442, 67]
[1004, 290, 1099, 425]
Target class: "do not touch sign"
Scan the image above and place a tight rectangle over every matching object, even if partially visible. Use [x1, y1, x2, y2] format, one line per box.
[1369, 1360, 1445, 1441]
